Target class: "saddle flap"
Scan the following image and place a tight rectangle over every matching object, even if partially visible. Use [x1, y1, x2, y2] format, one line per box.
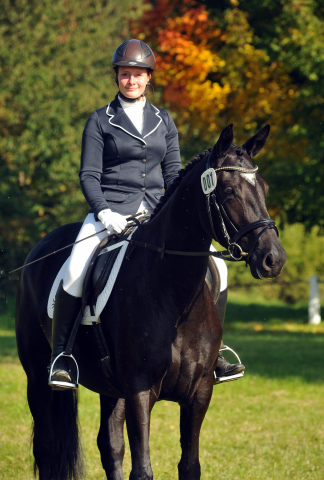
[81, 234, 124, 315]
[93, 246, 123, 299]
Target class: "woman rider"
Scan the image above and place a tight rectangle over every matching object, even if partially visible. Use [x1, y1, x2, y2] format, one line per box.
[48, 39, 244, 390]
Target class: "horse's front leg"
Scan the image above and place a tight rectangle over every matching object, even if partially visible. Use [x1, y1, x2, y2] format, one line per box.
[125, 390, 156, 480]
[178, 378, 213, 480]
[97, 396, 126, 480]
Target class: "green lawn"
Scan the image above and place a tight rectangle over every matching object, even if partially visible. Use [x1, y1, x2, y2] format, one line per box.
[1, 294, 324, 479]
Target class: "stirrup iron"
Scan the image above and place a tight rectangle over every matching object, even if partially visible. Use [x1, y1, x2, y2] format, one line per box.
[48, 351, 79, 389]
[213, 345, 245, 385]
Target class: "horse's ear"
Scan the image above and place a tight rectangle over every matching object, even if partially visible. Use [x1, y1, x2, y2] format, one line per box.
[241, 124, 270, 158]
[210, 124, 233, 163]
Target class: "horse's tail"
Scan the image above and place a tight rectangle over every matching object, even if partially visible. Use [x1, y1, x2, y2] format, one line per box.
[51, 389, 83, 480]
[33, 389, 84, 480]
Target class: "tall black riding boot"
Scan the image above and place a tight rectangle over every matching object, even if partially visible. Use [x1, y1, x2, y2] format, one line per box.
[214, 288, 245, 384]
[48, 281, 81, 390]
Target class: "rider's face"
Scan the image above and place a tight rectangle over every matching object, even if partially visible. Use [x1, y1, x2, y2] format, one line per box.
[117, 67, 151, 101]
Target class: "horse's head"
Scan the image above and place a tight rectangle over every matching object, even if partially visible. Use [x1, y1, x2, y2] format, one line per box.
[206, 124, 286, 279]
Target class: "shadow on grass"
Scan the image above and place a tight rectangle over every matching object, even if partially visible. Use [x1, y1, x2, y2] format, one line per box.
[223, 301, 324, 384]
[1, 300, 324, 384]
[0, 334, 18, 361]
[223, 330, 323, 383]
[226, 300, 312, 324]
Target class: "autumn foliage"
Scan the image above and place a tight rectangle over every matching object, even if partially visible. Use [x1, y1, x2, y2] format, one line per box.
[132, 0, 295, 144]
[131, 0, 324, 232]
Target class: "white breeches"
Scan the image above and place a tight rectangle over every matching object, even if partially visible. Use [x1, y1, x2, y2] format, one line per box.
[63, 208, 228, 298]
[63, 201, 154, 297]
[63, 213, 108, 297]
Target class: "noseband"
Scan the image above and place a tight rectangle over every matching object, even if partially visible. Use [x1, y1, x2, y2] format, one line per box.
[204, 154, 279, 263]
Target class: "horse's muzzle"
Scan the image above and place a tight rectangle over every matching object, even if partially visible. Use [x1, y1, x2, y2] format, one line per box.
[252, 243, 287, 280]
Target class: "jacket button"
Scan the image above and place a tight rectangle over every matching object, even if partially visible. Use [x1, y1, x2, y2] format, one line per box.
[141, 145, 146, 149]
[142, 159, 147, 163]
[141, 187, 146, 192]
[141, 174, 146, 178]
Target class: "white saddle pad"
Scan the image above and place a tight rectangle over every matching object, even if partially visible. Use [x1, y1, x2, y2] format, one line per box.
[47, 228, 137, 325]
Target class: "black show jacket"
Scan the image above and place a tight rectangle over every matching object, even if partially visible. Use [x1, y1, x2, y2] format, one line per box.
[79, 95, 182, 217]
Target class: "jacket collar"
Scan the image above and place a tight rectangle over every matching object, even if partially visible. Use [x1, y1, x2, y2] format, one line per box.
[106, 95, 162, 143]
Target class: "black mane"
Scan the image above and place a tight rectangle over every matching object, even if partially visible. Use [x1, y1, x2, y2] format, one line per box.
[149, 148, 212, 220]
[149, 142, 249, 222]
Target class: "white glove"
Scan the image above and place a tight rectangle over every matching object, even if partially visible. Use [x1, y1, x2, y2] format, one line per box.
[98, 209, 128, 234]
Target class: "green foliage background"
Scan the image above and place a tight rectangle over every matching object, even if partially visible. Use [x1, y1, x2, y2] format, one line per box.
[233, 0, 324, 230]
[1, 0, 324, 303]
[0, 0, 146, 274]
[225, 223, 324, 304]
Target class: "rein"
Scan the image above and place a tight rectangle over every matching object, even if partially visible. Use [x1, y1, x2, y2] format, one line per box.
[125, 238, 237, 261]
[8, 215, 146, 274]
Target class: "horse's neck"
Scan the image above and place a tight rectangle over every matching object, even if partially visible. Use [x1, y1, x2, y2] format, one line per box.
[141, 175, 212, 316]
[155, 176, 212, 253]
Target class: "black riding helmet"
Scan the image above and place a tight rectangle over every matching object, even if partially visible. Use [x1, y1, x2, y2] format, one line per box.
[112, 39, 156, 71]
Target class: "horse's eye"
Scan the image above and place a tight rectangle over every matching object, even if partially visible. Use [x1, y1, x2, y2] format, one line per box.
[224, 187, 234, 195]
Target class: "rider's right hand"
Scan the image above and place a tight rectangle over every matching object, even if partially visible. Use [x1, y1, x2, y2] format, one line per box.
[98, 209, 128, 234]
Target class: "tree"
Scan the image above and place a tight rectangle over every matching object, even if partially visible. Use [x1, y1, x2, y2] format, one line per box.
[247, 0, 324, 229]
[0, 0, 147, 274]
[198, 0, 324, 229]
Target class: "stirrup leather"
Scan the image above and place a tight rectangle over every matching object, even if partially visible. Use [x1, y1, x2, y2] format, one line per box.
[213, 345, 244, 385]
[48, 351, 79, 389]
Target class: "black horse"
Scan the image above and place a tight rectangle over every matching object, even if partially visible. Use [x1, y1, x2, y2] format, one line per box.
[16, 125, 286, 480]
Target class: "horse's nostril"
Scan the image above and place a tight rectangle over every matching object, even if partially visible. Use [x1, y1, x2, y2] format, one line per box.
[264, 253, 274, 270]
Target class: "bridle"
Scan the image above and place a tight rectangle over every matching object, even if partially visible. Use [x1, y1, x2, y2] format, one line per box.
[204, 153, 279, 264]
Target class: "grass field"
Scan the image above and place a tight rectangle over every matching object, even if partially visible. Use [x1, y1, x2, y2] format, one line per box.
[1, 293, 324, 479]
